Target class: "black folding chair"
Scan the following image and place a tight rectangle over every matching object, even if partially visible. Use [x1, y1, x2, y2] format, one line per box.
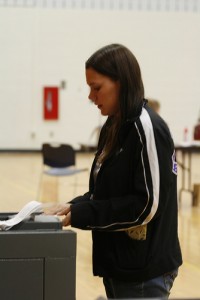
[37, 143, 88, 201]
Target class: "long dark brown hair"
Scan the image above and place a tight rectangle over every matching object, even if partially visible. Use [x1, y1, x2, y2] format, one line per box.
[86, 44, 145, 161]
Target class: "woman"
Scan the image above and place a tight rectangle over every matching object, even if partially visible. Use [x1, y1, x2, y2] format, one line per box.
[49, 44, 182, 299]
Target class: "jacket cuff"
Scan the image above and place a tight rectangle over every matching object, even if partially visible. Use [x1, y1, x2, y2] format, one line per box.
[70, 202, 92, 230]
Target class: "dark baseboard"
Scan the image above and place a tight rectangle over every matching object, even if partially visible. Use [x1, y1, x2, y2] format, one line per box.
[0, 149, 41, 153]
[0, 149, 95, 153]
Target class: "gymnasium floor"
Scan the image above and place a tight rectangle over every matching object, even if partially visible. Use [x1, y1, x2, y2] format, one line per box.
[0, 152, 199, 300]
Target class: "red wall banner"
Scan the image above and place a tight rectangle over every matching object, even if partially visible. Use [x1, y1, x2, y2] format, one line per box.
[43, 87, 59, 120]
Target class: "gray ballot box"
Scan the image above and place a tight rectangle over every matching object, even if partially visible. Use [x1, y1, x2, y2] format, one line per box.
[0, 213, 76, 300]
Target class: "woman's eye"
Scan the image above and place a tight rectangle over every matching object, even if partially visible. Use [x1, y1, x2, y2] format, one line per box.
[93, 86, 100, 91]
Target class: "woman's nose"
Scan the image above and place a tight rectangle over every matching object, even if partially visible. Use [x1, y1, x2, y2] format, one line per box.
[88, 92, 92, 100]
[88, 91, 95, 102]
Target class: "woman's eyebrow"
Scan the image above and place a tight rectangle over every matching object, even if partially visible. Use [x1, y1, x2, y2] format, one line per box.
[88, 82, 99, 87]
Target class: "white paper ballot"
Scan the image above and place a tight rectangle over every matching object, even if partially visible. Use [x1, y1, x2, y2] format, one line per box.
[0, 200, 43, 231]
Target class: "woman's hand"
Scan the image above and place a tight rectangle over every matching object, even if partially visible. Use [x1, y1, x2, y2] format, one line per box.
[60, 211, 71, 227]
[44, 203, 71, 227]
[56, 204, 71, 227]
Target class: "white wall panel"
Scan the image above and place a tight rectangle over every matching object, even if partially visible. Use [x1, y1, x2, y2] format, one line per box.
[1, 0, 200, 12]
[0, 5, 199, 149]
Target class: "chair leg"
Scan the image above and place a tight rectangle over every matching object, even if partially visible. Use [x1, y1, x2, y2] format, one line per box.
[73, 175, 78, 197]
[41, 176, 59, 203]
[36, 172, 43, 202]
[37, 167, 59, 203]
[72, 170, 89, 197]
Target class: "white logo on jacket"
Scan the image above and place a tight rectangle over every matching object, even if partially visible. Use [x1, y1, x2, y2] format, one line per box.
[172, 150, 178, 175]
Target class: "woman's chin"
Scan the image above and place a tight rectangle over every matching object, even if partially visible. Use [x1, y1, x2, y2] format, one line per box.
[100, 110, 108, 116]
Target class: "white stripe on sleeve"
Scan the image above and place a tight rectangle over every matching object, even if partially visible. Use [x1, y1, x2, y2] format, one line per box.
[139, 108, 160, 223]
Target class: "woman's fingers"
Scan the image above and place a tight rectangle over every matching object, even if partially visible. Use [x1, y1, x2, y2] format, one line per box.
[57, 206, 71, 216]
[44, 203, 70, 215]
[62, 212, 71, 226]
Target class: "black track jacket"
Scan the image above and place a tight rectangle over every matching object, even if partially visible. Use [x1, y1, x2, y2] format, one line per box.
[70, 104, 182, 281]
